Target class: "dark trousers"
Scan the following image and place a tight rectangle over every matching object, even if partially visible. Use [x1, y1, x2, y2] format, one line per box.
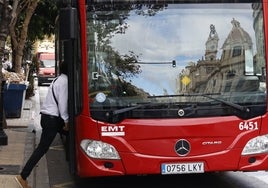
[20, 114, 63, 180]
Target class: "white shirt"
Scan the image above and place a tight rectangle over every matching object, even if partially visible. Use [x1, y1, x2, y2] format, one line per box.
[40, 74, 69, 123]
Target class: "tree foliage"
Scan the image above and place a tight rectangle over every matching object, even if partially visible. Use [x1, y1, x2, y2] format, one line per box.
[27, 0, 58, 41]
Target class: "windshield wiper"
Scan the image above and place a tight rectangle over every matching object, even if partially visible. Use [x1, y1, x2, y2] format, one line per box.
[200, 94, 250, 113]
[148, 93, 250, 113]
[112, 102, 152, 115]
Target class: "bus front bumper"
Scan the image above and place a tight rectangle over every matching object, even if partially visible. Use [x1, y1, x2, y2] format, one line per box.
[76, 139, 268, 177]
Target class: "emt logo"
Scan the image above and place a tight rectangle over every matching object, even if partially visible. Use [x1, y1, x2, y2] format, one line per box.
[101, 125, 125, 136]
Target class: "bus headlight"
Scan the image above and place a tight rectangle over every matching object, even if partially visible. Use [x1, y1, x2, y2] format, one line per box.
[242, 135, 268, 155]
[80, 139, 120, 159]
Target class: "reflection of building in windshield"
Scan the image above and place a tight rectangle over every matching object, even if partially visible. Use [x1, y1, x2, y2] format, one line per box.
[178, 17, 262, 94]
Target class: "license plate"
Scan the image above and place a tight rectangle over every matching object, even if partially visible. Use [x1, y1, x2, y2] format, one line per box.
[161, 162, 204, 174]
[48, 78, 54, 80]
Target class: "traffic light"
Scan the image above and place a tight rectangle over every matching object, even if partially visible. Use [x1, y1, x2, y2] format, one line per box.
[172, 60, 176, 68]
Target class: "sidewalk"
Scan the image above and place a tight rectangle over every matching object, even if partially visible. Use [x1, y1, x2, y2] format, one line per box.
[0, 87, 49, 188]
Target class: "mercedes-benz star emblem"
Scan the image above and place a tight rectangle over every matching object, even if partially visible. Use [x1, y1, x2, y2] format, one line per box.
[175, 139, 191, 156]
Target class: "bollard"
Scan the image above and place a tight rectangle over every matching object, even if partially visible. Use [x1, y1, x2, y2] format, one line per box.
[0, 80, 8, 145]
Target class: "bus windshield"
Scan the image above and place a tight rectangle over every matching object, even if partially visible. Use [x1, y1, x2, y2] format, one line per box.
[86, 1, 266, 122]
[40, 60, 55, 68]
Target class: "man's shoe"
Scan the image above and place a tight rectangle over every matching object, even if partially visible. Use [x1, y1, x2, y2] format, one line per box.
[15, 175, 31, 188]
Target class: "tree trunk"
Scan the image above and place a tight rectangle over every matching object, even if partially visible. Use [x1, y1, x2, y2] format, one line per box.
[9, 0, 40, 73]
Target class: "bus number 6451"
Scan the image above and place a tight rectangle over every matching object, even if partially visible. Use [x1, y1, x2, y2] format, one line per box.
[239, 121, 258, 131]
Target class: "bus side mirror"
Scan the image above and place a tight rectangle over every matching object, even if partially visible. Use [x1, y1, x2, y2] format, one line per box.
[59, 7, 77, 40]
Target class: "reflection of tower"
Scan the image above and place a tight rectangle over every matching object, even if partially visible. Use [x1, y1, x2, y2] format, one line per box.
[205, 24, 219, 61]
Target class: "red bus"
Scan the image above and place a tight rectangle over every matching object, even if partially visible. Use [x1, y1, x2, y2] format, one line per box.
[56, 0, 268, 177]
[37, 52, 55, 86]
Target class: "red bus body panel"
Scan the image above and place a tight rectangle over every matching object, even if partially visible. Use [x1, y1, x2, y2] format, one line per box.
[75, 114, 268, 177]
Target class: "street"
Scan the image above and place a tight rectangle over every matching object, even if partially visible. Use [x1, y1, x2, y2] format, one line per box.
[38, 86, 268, 188]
